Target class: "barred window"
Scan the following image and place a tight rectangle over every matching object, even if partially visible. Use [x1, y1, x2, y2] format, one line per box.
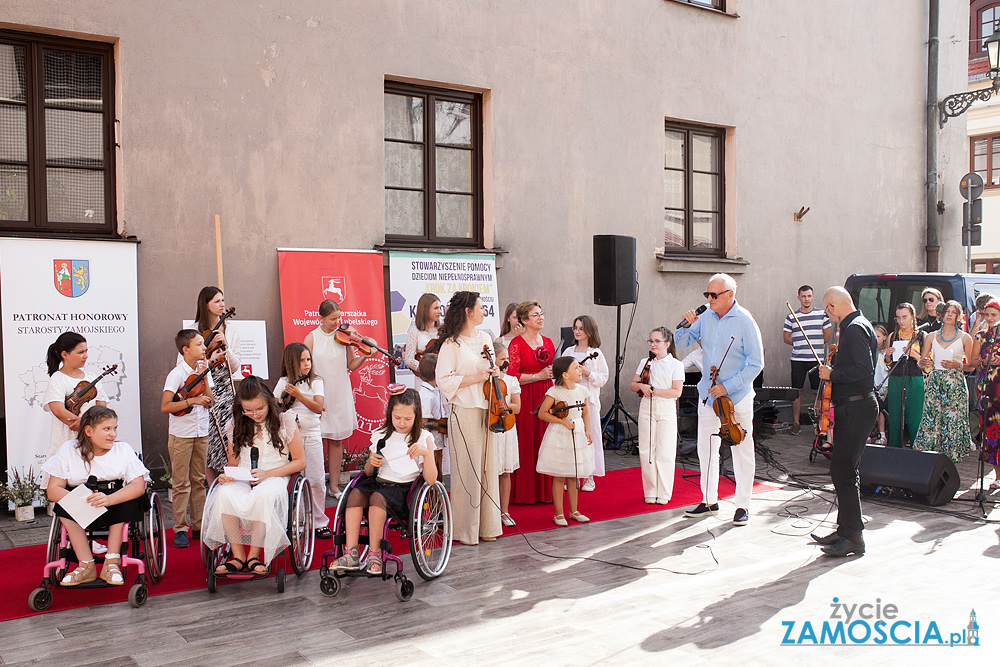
[663, 121, 725, 255]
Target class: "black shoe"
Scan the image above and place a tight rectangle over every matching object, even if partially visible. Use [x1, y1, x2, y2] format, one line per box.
[315, 527, 333, 540]
[733, 508, 749, 526]
[173, 531, 189, 548]
[821, 537, 865, 557]
[684, 503, 719, 518]
[191, 530, 201, 540]
[810, 531, 840, 546]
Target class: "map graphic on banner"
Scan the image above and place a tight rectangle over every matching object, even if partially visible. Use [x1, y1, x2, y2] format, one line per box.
[181, 319, 269, 379]
[387, 251, 500, 387]
[277, 249, 389, 455]
[0, 239, 143, 481]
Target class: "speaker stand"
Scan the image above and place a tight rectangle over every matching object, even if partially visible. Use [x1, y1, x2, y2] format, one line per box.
[602, 303, 638, 453]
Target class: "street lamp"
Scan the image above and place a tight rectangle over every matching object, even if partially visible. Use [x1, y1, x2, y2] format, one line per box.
[940, 24, 1000, 126]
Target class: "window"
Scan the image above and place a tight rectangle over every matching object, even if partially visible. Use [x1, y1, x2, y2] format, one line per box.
[0, 30, 116, 236]
[383, 82, 482, 248]
[971, 1, 1000, 57]
[675, 0, 725, 10]
[663, 121, 725, 255]
[971, 133, 1000, 187]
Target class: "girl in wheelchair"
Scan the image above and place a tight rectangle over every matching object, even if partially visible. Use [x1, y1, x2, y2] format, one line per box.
[41, 406, 149, 586]
[333, 387, 437, 575]
[202, 375, 305, 576]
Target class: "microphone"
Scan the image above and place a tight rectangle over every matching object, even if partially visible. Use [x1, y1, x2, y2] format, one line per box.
[372, 439, 386, 475]
[677, 305, 707, 330]
[250, 446, 259, 471]
[916, 321, 932, 331]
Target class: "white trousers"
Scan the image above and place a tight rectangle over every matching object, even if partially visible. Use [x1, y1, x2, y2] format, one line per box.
[302, 431, 329, 529]
[696, 393, 755, 509]
[638, 397, 677, 501]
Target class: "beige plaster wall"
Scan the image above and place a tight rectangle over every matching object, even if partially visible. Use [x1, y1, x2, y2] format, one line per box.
[0, 0, 969, 459]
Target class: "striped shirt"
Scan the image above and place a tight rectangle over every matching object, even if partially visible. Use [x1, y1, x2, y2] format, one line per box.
[783, 308, 831, 362]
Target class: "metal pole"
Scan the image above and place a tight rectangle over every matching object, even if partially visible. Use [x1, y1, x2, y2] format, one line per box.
[967, 181, 973, 273]
[926, 0, 940, 272]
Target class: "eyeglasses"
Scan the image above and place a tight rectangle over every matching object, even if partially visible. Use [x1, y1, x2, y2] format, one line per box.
[703, 290, 732, 300]
[647, 339, 666, 345]
[922, 297, 937, 303]
[529, 312, 544, 318]
[242, 405, 268, 416]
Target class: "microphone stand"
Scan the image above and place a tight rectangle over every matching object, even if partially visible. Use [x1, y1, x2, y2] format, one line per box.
[877, 328, 924, 449]
[601, 304, 638, 454]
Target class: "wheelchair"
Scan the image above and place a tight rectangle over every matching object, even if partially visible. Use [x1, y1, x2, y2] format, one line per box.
[29, 486, 166, 610]
[318, 472, 452, 602]
[201, 472, 314, 593]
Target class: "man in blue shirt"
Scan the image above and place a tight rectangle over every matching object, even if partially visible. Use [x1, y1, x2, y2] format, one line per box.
[675, 273, 764, 526]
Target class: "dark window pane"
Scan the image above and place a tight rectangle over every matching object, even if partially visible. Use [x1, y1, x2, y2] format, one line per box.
[384, 94, 423, 141]
[384, 142, 423, 188]
[436, 193, 473, 238]
[43, 50, 102, 111]
[385, 189, 423, 235]
[45, 167, 104, 224]
[0, 44, 27, 103]
[435, 100, 471, 146]
[0, 165, 28, 221]
[0, 103, 27, 162]
[664, 209, 685, 248]
[436, 146, 472, 193]
[45, 108, 103, 167]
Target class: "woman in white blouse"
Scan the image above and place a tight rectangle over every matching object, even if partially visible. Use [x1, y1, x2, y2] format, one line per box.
[403, 293, 442, 388]
[561, 315, 609, 491]
[435, 291, 502, 545]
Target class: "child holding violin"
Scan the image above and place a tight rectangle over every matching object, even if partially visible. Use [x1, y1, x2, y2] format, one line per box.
[630, 328, 685, 505]
[535, 356, 593, 526]
[561, 315, 609, 492]
[274, 342, 329, 539]
[489, 340, 521, 526]
[304, 300, 367, 500]
[160, 329, 215, 548]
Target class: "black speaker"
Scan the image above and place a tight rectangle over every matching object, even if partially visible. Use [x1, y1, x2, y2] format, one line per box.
[593, 235, 636, 306]
[858, 445, 960, 507]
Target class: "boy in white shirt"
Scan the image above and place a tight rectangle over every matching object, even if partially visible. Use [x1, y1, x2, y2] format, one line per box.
[418, 353, 448, 475]
[160, 330, 215, 548]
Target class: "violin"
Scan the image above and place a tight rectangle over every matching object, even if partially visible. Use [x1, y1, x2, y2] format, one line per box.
[279, 374, 309, 412]
[334, 323, 395, 362]
[415, 337, 442, 362]
[636, 351, 655, 397]
[171, 358, 225, 416]
[580, 350, 599, 364]
[65, 365, 118, 415]
[815, 344, 838, 436]
[203, 307, 236, 354]
[707, 337, 746, 445]
[424, 418, 448, 435]
[481, 345, 516, 433]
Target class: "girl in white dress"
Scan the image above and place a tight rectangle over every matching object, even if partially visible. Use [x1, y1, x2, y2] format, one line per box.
[561, 315, 609, 491]
[630, 327, 685, 505]
[42, 407, 148, 586]
[403, 292, 442, 388]
[304, 300, 365, 499]
[202, 376, 305, 575]
[536, 357, 593, 526]
[43, 332, 109, 477]
[332, 388, 437, 575]
[490, 340, 521, 527]
[274, 342, 328, 539]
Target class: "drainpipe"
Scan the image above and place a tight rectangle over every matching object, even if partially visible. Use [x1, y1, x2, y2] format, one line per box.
[926, 0, 940, 272]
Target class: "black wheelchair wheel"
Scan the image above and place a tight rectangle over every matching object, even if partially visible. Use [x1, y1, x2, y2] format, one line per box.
[45, 516, 67, 586]
[276, 568, 285, 593]
[287, 475, 314, 577]
[28, 587, 52, 611]
[394, 576, 414, 602]
[408, 481, 453, 581]
[206, 569, 217, 593]
[144, 490, 167, 584]
[128, 583, 148, 608]
[319, 575, 340, 597]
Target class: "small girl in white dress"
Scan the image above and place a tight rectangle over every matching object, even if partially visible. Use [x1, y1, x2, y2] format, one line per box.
[202, 376, 305, 575]
[42, 406, 148, 587]
[490, 340, 521, 527]
[535, 357, 593, 526]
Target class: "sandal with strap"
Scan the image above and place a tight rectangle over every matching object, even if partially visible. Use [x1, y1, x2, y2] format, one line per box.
[245, 557, 268, 575]
[366, 554, 383, 576]
[99, 555, 124, 586]
[61, 559, 97, 587]
[214, 558, 246, 575]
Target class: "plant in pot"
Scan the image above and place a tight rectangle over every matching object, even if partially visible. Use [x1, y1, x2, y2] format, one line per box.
[340, 448, 368, 486]
[1, 467, 43, 522]
[155, 454, 173, 503]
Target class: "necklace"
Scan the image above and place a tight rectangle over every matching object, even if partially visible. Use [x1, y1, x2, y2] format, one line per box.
[939, 327, 958, 343]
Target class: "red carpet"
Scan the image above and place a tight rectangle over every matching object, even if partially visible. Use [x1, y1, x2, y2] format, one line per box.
[0, 466, 778, 621]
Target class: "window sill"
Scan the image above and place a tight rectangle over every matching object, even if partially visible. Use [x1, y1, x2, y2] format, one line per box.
[663, 0, 739, 19]
[655, 252, 748, 274]
[0, 231, 139, 243]
[374, 245, 508, 266]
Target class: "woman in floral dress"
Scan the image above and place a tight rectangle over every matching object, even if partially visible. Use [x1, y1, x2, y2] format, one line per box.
[967, 301, 1000, 487]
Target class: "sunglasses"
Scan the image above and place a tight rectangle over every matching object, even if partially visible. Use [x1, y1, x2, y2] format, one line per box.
[703, 289, 732, 300]
[922, 297, 937, 303]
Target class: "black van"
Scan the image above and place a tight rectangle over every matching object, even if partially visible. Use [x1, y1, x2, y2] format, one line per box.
[845, 273, 1000, 329]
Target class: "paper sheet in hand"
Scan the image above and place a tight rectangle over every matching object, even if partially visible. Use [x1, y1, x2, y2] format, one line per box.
[57, 484, 108, 529]
[224, 466, 257, 483]
[891, 340, 907, 362]
[383, 449, 420, 478]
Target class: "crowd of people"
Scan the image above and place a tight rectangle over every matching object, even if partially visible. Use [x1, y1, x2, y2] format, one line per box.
[34, 275, 1000, 587]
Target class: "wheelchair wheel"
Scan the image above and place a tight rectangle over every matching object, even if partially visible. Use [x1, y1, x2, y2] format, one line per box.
[28, 587, 52, 611]
[319, 574, 340, 597]
[144, 490, 167, 584]
[408, 481, 452, 581]
[394, 575, 414, 602]
[128, 583, 148, 608]
[207, 569, 217, 593]
[276, 568, 285, 593]
[45, 515, 67, 586]
[287, 475, 314, 576]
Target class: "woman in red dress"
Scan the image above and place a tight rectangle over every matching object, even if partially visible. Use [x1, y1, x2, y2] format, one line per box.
[508, 301, 555, 503]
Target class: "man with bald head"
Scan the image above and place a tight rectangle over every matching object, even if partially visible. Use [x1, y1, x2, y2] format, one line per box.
[675, 273, 764, 526]
[813, 286, 878, 557]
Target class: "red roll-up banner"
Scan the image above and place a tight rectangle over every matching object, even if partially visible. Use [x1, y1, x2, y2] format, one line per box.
[277, 248, 389, 455]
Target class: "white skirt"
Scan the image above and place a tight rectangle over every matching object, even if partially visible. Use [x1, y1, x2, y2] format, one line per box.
[535, 419, 595, 479]
[491, 425, 520, 475]
[202, 476, 290, 565]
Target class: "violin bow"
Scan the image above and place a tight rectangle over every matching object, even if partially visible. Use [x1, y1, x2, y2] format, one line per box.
[785, 301, 824, 367]
[704, 336, 737, 406]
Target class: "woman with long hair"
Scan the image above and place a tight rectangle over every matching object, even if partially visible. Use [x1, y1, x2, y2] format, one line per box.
[918, 288, 944, 332]
[561, 315, 609, 491]
[435, 291, 502, 545]
[967, 300, 1000, 487]
[498, 302, 524, 347]
[885, 302, 926, 448]
[403, 292, 442, 388]
[508, 300, 556, 504]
